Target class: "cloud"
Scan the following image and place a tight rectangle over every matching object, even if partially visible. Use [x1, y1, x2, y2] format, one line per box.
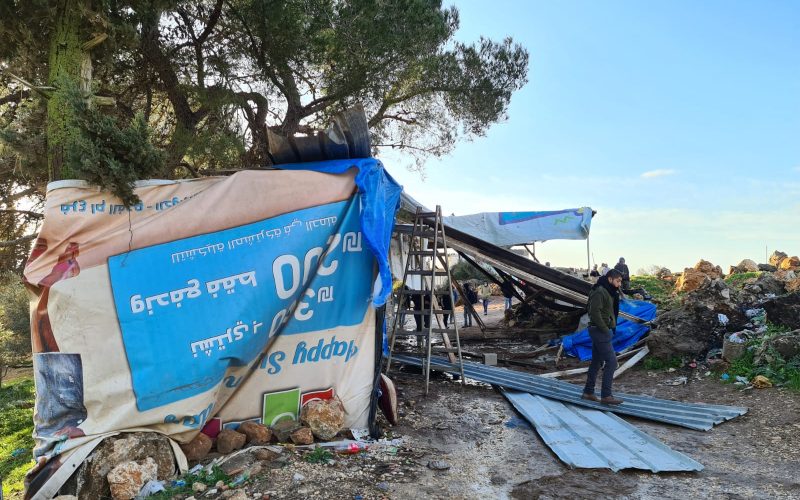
[794, 166, 800, 172]
[640, 169, 677, 179]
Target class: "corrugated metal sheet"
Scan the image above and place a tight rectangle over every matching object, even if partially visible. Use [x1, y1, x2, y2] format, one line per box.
[502, 390, 704, 472]
[392, 354, 747, 431]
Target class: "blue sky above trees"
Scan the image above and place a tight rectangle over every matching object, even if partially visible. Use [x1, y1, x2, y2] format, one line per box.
[386, 0, 800, 273]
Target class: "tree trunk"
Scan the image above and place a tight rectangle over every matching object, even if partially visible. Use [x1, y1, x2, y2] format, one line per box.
[47, 0, 89, 181]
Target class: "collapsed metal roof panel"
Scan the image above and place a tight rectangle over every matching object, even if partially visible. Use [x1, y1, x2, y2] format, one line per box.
[392, 354, 747, 431]
[502, 390, 704, 472]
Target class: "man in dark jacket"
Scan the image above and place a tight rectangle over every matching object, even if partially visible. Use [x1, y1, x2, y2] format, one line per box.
[582, 269, 624, 405]
[614, 257, 630, 291]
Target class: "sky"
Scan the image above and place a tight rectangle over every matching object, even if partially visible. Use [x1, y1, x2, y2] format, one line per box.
[381, 0, 800, 274]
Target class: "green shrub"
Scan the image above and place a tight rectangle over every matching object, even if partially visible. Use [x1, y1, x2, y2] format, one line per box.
[724, 271, 761, 288]
[0, 274, 31, 387]
[0, 377, 35, 498]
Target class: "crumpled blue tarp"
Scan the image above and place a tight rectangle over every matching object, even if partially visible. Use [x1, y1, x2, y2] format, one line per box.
[278, 158, 402, 307]
[559, 299, 657, 361]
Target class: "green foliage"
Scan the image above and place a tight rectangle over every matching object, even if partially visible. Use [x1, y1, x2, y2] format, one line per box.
[724, 324, 800, 391]
[724, 271, 762, 288]
[630, 275, 674, 303]
[451, 260, 492, 282]
[60, 80, 164, 206]
[303, 446, 335, 464]
[642, 356, 683, 371]
[0, 273, 31, 387]
[0, 376, 35, 498]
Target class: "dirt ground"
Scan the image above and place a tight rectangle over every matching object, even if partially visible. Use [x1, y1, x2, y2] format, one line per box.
[237, 297, 800, 500]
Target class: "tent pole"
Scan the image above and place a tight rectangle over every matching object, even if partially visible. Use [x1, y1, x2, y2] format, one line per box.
[586, 236, 591, 275]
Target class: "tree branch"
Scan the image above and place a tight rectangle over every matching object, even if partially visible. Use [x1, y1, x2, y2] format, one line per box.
[0, 209, 43, 219]
[0, 234, 37, 248]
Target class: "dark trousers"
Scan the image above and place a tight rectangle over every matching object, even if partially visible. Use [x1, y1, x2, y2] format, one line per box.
[583, 326, 618, 398]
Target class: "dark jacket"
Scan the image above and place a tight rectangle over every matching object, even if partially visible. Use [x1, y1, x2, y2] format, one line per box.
[614, 262, 630, 281]
[588, 285, 617, 335]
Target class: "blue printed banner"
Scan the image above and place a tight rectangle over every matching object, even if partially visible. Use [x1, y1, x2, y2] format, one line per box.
[108, 197, 373, 411]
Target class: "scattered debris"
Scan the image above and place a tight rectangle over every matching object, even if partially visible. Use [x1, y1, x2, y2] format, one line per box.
[427, 460, 451, 471]
[752, 375, 773, 388]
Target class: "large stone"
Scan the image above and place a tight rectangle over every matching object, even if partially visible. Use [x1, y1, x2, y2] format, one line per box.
[675, 260, 723, 293]
[649, 279, 748, 359]
[107, 457, 158, 500]
[290, 426, 314, 445]
[758, 263, 777, 272]
[779, 256, 800, 271]
[736, 259, 759, 273]
[786, 278, 800, 293]
[754, 330, 800, 365]
[238, 421, 273, 445]
[655, 267, 673, 280]
[769, 250, 788, 267]
[300, 398, 345, 441]
[774, 269, 797, 283]
[216, 429, 247, 454]
[271, 419, 302, 442]
[181, 432, 213, 462]
[762, 292, 800, 330]
[60, 433, 176, 499]
[740, 273, 786, 304]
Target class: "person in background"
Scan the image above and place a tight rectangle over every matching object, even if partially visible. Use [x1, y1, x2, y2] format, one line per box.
[589, 264, 600, 278]
[599, 262, 610, 276]
[477, 281, 492, 315]
[439, 290, 453, 327]
[501, 281, 514, 310]
[614, 257, 631, 290]
[582, 268, 624, 405]
[462, 283, 476, 327]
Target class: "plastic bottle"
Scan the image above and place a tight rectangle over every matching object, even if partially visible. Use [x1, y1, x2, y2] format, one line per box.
[334, 442, 368, 454]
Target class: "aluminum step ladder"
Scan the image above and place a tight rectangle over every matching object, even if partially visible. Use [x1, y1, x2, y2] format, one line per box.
[386, 206, 465, 393]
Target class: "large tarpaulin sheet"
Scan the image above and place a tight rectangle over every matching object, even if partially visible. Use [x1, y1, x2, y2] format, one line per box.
[559, 299, 657, 361]
[23, 161, 399, 498]
[442, 207, 593, 247]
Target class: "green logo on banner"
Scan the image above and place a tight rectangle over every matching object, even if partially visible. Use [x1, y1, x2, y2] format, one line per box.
[262, 388, 301, 426]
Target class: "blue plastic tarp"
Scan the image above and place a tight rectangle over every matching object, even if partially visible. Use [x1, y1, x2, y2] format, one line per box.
[560, 299, 657, 361]
[278, 158, 403, 307]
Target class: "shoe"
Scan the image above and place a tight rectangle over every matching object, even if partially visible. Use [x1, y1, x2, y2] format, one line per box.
[581, 393, 599, 402]
[600, 396, 624, 405]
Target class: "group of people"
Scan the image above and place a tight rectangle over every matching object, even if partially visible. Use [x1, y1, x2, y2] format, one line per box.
[397, 279, 517, 331]
[590, 257, 630, 290]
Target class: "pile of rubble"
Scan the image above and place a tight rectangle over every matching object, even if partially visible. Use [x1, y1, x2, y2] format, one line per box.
[59, 398, 347, 500]
[648, 251, 800, 362]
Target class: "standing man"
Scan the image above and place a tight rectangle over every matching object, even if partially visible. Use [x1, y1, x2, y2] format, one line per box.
[582, 268, 624, 405]
[501, 282, 514, 311]
[477, 281, 492, 315]
[614, 257, 630, 291]
[462, 283, 475, 327]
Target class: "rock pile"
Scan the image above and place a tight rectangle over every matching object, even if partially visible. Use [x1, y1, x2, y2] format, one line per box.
[648, 279, 748, 359]
[674, 259, 724, 293]
[65, 399, 347, 499]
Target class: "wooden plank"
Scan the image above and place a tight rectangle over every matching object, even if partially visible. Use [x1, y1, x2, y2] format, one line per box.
[613, 346, 649, 379]
[538, 347, 647, 379]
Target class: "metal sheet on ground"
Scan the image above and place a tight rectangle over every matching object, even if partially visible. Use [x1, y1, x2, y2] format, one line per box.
[502, 390, 704, 472]
[392, 354, 747, 431]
